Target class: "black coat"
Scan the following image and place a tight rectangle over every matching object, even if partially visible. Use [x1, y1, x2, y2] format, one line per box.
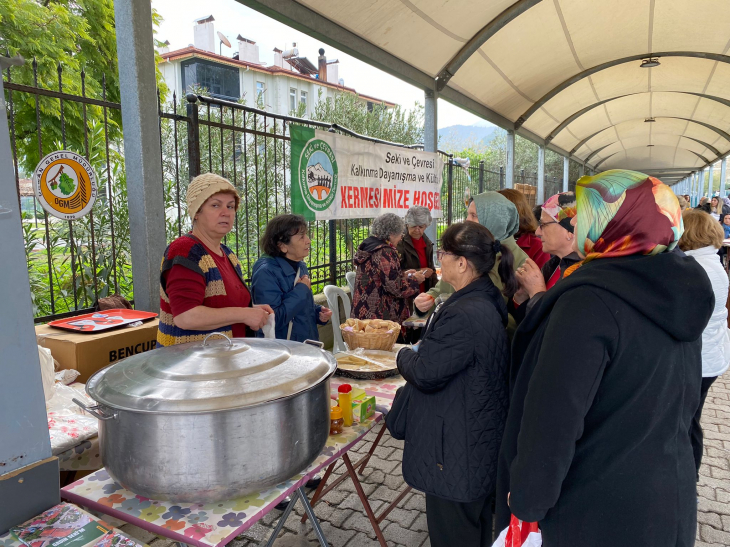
[397, 276, 510, 503]
[397, 233, 438, 293]
[495, 252, 714, 547]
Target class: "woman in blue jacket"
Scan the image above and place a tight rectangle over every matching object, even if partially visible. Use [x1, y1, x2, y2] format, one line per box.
[251, 214, 332, 342]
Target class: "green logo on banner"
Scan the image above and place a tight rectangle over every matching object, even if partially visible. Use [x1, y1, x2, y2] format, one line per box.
[299, 138, 338, 212]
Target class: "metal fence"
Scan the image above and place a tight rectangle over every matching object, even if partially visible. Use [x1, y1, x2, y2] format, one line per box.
[5, 60, 129, 323]
[7, 59, 567, 323]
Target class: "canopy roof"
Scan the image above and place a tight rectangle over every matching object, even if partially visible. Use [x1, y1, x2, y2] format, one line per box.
[242, 0, 730, 180]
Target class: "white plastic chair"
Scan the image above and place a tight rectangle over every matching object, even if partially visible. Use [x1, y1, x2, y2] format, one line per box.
[345, 271, 356, 298]
[323, 285, 351, 354]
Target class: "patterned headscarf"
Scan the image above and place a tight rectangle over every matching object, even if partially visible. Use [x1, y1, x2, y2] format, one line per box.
[564, 169, 683, 277]
[541, 192, 577, 233]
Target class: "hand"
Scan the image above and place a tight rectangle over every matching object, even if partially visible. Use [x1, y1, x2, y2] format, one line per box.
[414, 293, 435, 312]
[298, 275, 312, 289]
[421, 268, 434, 278]
[404, 269, 417, 277]
[513, 286, 529, 305]
[240, 306, 271, 330]
[254, 304, 274, 315]
[319, 306, 333, 323]
[515, 258, 546, 299]
[412, 271, 426, 283]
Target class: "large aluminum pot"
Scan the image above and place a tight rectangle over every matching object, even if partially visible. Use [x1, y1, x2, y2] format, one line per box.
[74, 334, 336, 503]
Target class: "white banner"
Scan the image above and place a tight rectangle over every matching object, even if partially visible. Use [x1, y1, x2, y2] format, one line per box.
[291, 125, 444, 221]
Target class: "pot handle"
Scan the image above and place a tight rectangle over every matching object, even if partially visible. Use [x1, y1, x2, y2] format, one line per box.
[304, 339, 324, 349]
[72, 398, 118, 421]
[202, 332, 234, 347]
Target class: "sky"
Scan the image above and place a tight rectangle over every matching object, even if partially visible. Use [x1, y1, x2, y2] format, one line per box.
[152, 0, 485, 130]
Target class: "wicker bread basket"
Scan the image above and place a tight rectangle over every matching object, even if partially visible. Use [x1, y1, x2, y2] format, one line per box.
[340, 319, 400, 351]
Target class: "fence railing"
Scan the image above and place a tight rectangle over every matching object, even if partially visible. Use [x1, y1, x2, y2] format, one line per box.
[7, 59, 563, 323]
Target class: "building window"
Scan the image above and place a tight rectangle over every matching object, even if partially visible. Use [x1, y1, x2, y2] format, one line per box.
[180, 58, 240, 101]
[290, 88, 297, 113]
[256, 81, 265, 103]
[300, 90, 308, 113]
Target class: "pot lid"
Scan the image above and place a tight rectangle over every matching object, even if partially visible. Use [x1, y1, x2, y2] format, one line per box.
[86, 335, 336, 413]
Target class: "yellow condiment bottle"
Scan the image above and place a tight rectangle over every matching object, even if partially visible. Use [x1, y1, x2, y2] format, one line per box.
[338, 384, 353, 427]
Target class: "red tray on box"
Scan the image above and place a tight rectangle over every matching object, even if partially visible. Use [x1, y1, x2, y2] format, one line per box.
[48, 309, 158, 333]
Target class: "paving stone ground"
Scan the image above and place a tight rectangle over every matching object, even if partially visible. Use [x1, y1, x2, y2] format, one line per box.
[120, 378, 730, 547]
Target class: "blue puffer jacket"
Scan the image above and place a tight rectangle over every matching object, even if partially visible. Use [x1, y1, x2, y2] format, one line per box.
[250, 255, 324, 342]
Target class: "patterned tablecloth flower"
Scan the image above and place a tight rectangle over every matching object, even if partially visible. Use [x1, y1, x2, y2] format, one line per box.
[62, 410, 386, 547]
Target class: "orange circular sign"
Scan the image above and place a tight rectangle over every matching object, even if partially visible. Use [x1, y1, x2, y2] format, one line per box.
[32, 151, 97, 220]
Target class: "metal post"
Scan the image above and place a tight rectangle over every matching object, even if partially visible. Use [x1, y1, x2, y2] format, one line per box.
[187, 94, 201, 179]
[114, 0, 166, 313]
[423, 88, 438, 246]
[505, 130, 515, 188]
[562, 156, 569, 192]
[478, 160, 485, 193]
[708, 163, 715, 198]
[0, 55, 59, 533]
[578, 163, 585, 177]
[499, 166, 505, 189]
[537, 145, 545, 204]
[447, 155, 454, 225]
[329, 220, 337, 285]
[721, 158, 727, 199]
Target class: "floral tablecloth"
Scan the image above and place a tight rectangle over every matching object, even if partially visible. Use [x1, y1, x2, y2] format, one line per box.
[330, 375, 406, 411]
[57, 435, 102, 472]
[61, 414, 382, 547]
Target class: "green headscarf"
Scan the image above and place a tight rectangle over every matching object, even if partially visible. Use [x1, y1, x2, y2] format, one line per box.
[471, 191, 520, 241]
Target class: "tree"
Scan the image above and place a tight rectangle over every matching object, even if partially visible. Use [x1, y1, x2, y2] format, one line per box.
[0, 0, 168, 173]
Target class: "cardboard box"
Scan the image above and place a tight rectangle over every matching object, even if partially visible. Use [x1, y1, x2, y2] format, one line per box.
[352, 393, 376, 423]
[35, 319, 159, 382]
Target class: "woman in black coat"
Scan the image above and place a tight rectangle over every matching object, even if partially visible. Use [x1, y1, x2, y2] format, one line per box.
[397, 221, 517, 547]
[496, 170, 714, 547]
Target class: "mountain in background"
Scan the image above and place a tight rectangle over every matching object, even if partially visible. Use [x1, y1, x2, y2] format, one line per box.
[438, 123, 500, 152]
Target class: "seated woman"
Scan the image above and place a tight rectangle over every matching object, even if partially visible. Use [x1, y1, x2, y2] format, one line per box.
[157, 173, 272, 347]
[397, 221, 513, 546]
[499, 188, 550, 269]
[251, 214, 332, 342]
[352, 213, 424, 323]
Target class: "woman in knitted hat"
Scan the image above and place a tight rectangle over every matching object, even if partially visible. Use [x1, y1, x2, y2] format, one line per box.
[508, 191, 581, 325]
[156, 173, 273, 347]
[496, 170, 713, 547]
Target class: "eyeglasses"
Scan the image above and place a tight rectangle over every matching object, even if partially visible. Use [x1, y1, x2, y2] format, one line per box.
[537, 219, 559, 229]
[436, 250, 455, 260]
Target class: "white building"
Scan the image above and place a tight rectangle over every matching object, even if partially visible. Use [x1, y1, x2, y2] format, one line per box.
[158, 15, 395, 117]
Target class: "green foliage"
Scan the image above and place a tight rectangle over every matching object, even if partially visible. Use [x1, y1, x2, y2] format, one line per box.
[0, 0, 168, 174]
[58, 172, 75, 195]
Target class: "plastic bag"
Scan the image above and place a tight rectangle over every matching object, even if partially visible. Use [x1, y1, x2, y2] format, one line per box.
[38, 345, 55, 402]
[262, 312, 276, 339]
[492, 515, 541, 547]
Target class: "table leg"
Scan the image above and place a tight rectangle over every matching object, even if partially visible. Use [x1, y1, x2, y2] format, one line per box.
[301, 461, 337, 523]
[298, 486, 329, 547]
[342, 453, 388, 547]
[264, 491, 300, 547]
[374, 486, 411, 524]
[358, 423, 387, 475]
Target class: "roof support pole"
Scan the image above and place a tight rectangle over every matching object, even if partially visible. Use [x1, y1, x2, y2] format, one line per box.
[708, 163, 715, 197]
[424, 88, 438, 247]
[537, 145, 545, 204]
[505, 130, 515, 189]
[578, 163, 585, 178]
[0, 56, 59, 533]
[563, 156, 569, 192]
[114, 0, 166, 313]
[721, 158, 727, 199]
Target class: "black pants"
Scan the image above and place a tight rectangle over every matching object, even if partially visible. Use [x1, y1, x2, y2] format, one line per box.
[426, 493, 493, 547]
[691, 375, 718, 479]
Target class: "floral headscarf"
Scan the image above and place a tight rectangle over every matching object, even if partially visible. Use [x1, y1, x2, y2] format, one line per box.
[564, 169, 683, 277]
[541, 192, 577, 232]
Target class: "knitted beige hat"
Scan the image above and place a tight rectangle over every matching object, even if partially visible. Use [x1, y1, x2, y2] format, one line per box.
[186, 173, 240, 221]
